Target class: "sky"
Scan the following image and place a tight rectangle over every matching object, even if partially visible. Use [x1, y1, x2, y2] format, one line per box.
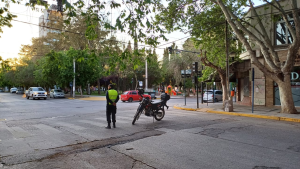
[0, 0, 264, 61]
[0, 1, 188, 61]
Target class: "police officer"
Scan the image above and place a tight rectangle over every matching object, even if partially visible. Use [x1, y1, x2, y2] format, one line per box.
[105, 84, 119, 129]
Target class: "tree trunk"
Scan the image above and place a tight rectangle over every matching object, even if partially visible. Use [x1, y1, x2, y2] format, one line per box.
[97, 79, 101, 95]
[219, 73, 228, 107]
[135, 73, 138, 90]
[277, 79, 298, 114]
[79, 86, 83, 96]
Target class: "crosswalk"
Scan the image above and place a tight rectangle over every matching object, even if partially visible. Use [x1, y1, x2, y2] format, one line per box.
[0, 103, 209, 159]
[0, 109, 202, 142]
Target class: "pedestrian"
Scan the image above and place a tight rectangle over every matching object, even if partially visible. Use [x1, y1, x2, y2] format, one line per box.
[105, 84, 119, 129]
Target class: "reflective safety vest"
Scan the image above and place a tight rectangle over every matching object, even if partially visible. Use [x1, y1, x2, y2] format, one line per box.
[108, 90, 118, 105]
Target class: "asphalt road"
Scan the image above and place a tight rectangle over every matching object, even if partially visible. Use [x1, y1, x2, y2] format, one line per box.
[0, 93, 300, 169]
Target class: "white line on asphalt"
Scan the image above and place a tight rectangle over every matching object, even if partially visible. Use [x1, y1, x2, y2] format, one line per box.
[5, 126, 31, 138]
[54, 121, 87, 130]
[33, 124, 62, 135]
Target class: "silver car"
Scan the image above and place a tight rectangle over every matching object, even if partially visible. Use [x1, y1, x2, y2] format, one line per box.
[203, 90, 223, 102]
[50, 89, 65, 98]
[10, 88, 17, 93]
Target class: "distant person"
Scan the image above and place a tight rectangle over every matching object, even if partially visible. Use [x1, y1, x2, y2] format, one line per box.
[231, 89, 235, 97]
[105, 84, 119, 129]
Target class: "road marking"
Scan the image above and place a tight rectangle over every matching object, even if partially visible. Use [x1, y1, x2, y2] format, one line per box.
[78, 120, 105, 127]
[33, 124, 61, 135]
[5, 126, 31, 138]
[54, 122, 86, 130]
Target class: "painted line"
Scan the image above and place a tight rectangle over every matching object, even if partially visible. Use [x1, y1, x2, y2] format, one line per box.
[174, 105, 300, 123]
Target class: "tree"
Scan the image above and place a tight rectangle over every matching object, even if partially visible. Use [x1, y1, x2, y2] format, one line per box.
[129, 0, 298, 114]
[37, 48, 102, 95]
[212, 0, 300, 114]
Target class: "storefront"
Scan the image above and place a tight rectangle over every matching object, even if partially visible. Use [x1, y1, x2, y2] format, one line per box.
[274, 66, 300, 107]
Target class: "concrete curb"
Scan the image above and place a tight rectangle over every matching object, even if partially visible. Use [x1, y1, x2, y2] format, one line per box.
[173, 105, 300, 123]
[173, 105, 197, 111]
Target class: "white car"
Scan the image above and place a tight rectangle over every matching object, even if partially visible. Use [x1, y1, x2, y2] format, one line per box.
[203, 90, 223, 102]
[27, 87, 47, 100]
[10, 88, 17, 93]
[50, 89, 65, 98]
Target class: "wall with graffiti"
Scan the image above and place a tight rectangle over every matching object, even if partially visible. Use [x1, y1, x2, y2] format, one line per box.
[254, 79, 266, 105]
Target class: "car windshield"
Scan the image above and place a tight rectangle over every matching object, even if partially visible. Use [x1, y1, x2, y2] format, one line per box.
[55, 90, 62, 92]
[123, 92, 128, 94]
[33, 88, 45, 91]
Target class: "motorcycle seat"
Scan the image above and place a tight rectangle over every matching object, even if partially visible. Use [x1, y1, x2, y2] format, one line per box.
[151, 101, 163, 105]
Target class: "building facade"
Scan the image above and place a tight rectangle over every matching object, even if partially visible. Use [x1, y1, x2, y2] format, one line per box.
[234, 0, 300, 107]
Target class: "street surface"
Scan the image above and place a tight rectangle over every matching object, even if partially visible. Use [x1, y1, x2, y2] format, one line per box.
[1, 93, 300, 169]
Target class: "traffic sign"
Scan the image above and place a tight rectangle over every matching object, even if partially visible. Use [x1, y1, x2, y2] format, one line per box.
[69, 82, 72, 87]
[181, 69, 192, 75]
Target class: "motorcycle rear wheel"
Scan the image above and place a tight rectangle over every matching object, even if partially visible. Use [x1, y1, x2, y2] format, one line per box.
[132, 105, 143, 125]
[154, 108, 165, 121]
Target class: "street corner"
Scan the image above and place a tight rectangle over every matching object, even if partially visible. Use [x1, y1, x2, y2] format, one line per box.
[173, 105, 197, 111]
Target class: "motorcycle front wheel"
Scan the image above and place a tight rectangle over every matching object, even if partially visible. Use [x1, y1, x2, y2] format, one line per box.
[154, 108, 165, 121]
[132, 105, 144, 125]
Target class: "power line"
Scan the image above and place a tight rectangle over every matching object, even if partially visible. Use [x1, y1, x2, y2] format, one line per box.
[156, 35, 191, 48]
[11, 19, 166, 50]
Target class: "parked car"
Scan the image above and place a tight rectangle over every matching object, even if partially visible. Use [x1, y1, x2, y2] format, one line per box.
[16, 89, 24, 94]
[27, 87, 47, 100]
[50, 89, 65, 98]
[148, 92, 157, 100]
[203, 90, 223, 102]
[10, 88, 17, 93]
[120, 90, 151, 102]
[0, 88, 4, 92]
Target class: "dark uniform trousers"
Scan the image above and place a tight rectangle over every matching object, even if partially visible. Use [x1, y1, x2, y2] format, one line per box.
[106, 105, 116, 123]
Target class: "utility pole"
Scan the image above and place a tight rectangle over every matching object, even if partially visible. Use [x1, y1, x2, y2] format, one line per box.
[184, 69, 186, 106]
[225, 21, 230, 100]
[73, 58, 75, 98]
[145, 59, 148, 90]
[225, 21, 233, 112]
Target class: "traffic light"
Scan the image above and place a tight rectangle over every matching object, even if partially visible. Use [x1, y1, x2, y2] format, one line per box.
[192, 62, 198, 74]
[197, 71, 202, 77]
[168, 47, 172, 54]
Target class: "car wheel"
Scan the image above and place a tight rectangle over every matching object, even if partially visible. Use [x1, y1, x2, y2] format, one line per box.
[122, 101, 125, 102]
[27, 95, 29, 99]
[215, 98, 218, 102]
[128, 98, 133, 102]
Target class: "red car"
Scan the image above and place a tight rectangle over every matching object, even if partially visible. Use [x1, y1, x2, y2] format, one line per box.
[120, 90, 151, 102]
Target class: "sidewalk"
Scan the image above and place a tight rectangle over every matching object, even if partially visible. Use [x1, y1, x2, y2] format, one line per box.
[66, 95, 106, 100]
[174, 102, 300, 123]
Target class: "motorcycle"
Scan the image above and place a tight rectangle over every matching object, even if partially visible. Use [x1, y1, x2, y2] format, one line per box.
[132, 92, 170, 125]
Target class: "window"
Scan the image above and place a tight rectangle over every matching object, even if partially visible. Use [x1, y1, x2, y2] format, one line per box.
[275, 13, 298, 45]
[132, 91, 137, 95]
